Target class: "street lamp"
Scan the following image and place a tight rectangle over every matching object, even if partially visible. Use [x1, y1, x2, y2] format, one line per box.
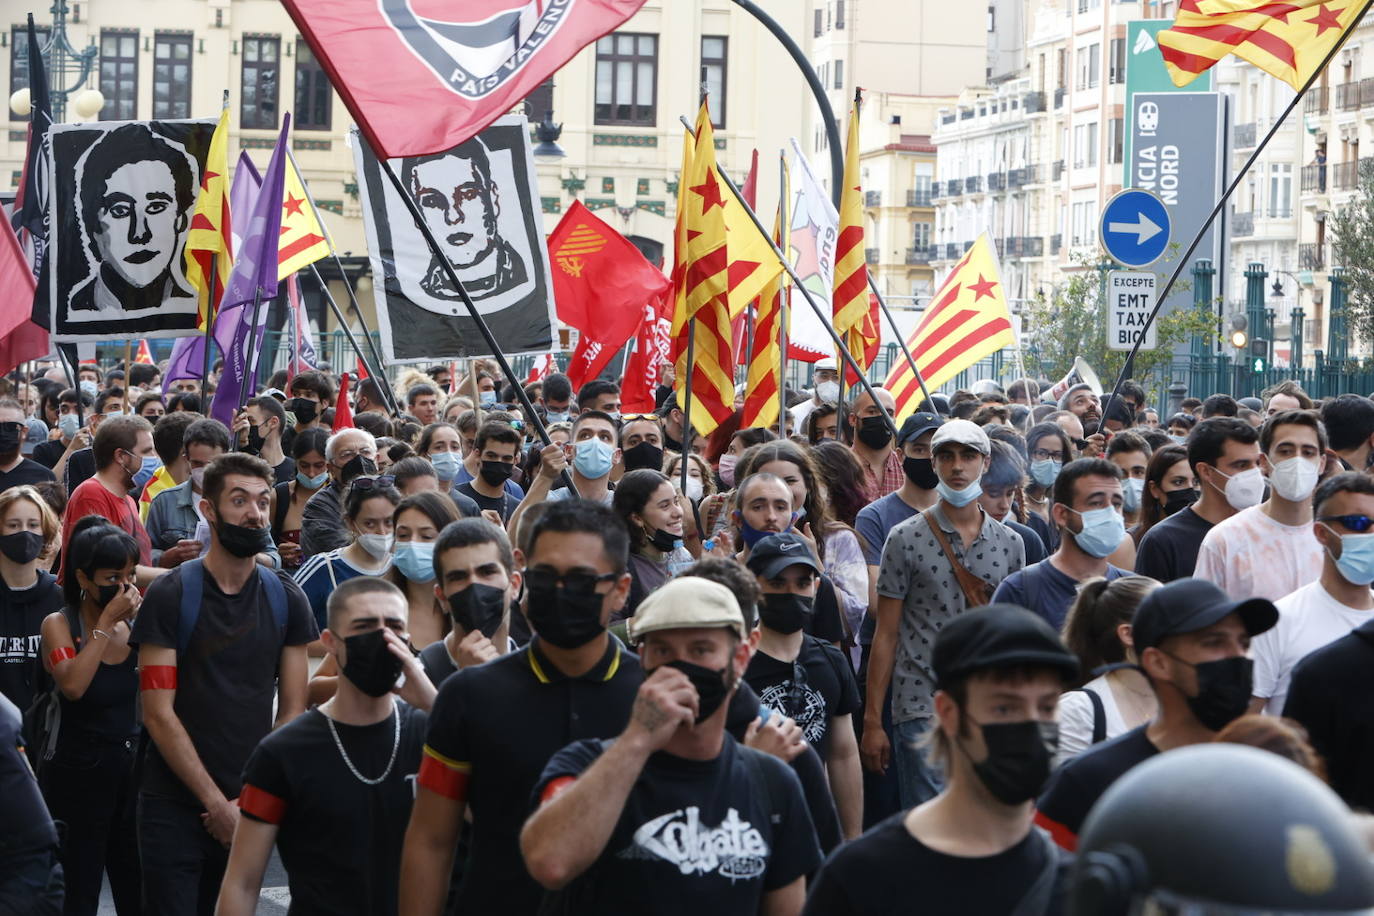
[531, 109, 566, 159]
[9, 3, 103, 123]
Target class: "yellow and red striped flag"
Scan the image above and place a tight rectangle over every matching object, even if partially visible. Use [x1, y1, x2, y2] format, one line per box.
[884, 235, 1015, 422]
[184, 107, 232, 330]
[671, 101, 735, 436]
[278, 154, 332, 280]
[833, 96, 878, 378]
[134, 340, 154, 364]
[1159, 0, 1362, 90]
[742, 198, 788, 431]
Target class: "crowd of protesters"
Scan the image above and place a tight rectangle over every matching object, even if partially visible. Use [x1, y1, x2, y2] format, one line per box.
[5, 355, 1374, 914]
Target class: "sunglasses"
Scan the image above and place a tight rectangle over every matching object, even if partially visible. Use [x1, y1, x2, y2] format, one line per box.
[347, 475, 396, 494]
[1318, 514, 1374, 533]
[524, 566, 618, 596]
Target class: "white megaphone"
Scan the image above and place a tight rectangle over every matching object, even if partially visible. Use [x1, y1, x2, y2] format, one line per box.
[1043, 357, 1103, 404]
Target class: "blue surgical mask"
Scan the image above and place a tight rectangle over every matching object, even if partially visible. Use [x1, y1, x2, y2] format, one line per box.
[1321, 524, 1374, 586]
[545, 411, 570, 424]
[393, 541, 436, 582]
[132, 455, 161, 489]
[58, 413, 81, 439]
[479, 391, 497, 408]
[937, 478, 982, 507]
[1030, 459, 1061, 489]
[1122, 477, 1144, 513]
[430, 450, 461, 481]
[737, 511, 799, 548]
[79, 380, 97, 397]
[297, 470, 328, 489]
[1069, 506, 1126, 558]
[573, 438, 615, 479]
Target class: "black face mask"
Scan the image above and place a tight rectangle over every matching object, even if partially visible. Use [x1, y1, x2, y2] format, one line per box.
[903, 456, 940, 490]
[0, 422, 23, 456]
[246, 424, 268, 455]
[341, 629, 404, 697]
[340, 454, 377, 483]
[215, 520, 271, 559]
[286, 398, 317, 425]
[759, 593, 814, 634]
[0, 530, 44, 564]
[644, 525, 679, 553]
[448, 583, 507, 639]
[1163, 488, 1199, 516]
[93, 583, 121, 608]
[479, 460, 515, 487]
[663, 659, 733, 723]
[1169, 654, 1253, 732]
[622, 441, 664, 473]
[965, 718, 1059, 805]
[525, 582, 606, 649]
[856, 415, 893, 450]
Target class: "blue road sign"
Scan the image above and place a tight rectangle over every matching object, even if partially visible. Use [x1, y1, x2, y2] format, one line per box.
[1100, 189, 1171, 268]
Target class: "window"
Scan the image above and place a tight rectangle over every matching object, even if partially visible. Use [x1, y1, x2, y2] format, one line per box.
[10, 25, 50, 122]
[1107, 117, 1123, 164]
[1077, 43, 1100, 89]
[1269, 162, 1293, 218]
[702, 37, 727, 128]
[1071, 200, 1097, 246]
[1056, 48, 1067, 88]
[521, 77, 554, 122]
[153, 33, 192, 120]
[1074, 121, 1098, 167]
[241, 35, 280, 129]
[99, 30, 138, 121]
[834, 59, 844, 89]
[594, 33, 657, 126]
[912, 221, 931, 249]
[294, 39, 331, 130]
[814, 9, 823, 37]
[836, 0, 846, 28]
[1109, 38, 1126, 84]
[988, 5, 996, 31]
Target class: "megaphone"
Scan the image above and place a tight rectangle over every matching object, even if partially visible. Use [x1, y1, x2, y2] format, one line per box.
[1043, 357, 1103, 404]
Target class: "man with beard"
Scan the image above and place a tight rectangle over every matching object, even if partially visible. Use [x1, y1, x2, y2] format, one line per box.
[59, 415, 157, 582]
[1058, 383, 1101, 435]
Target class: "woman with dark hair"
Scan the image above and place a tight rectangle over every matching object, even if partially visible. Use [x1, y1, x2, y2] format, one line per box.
[1023, 421, 1075, 553]
[416, 421, 464, 488]
[1214, 716, 1327, 781]
[376, 438, 414, 475]
[271, 428, 330, 573]
[811, 440, 868, 528]
[1166, 411, 1198, 441]
[1056, 574, 1160, 766]
[293, 477, 400, 631]
[977, 440, 1047, 565]
[386, 490, 462, 650]
[0, 485, 64, 713]
[1135, 444, 1196, 544]
[39, 517, 142, 915]
[805, 404, 840, 445]
[613, 468, 690, 620]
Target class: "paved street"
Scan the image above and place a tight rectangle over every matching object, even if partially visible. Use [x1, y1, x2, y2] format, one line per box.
[97, 850, 290, 914]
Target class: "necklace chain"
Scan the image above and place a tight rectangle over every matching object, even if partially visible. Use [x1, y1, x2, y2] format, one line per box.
[325, 702, 401, 786]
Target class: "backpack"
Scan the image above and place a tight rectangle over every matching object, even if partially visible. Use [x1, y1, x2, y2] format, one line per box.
[22, 604, 83, 768]
[177, 558, 288, 654]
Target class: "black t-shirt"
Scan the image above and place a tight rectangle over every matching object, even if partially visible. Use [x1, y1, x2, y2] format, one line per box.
[239, 703, 427, 916]
[743, 635, 860, 762]
[131, 564, 319, 803]
[802, 813, 1070, 916]
[1134, 506, 1213, 582]
[31, 439, 65, 470]
[810, 576, 846, 645]
[0, 457, 55, 493]
[0, 572, 63, 714]
[419, 637, 643, 914]
[533, 734, 823, 915]
[64, 447, 95, 493]
[1034, 725, 1159, 850]
[419, 640, 458, 688]
[454, 482, 517, 522]
[1, 692, 58, 855]
[273, 456, 295, 486]
[1283, 621, 1374, 812]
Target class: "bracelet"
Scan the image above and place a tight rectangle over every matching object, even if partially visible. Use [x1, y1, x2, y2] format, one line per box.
[92, 628, 112, 641]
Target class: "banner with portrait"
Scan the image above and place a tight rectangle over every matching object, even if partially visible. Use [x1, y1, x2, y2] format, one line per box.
[353, 115, 559, 364]
[48, 118, 216, 342]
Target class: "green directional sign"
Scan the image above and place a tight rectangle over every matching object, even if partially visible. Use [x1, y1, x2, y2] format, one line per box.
[1125, 20, 1212, 183]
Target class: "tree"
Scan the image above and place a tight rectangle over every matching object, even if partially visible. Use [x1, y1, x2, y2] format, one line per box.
[1328, 158, 1374, 345]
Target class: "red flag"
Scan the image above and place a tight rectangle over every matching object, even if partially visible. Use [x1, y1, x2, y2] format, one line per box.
[0, 216, 47, 376]
[621, 291, 672, 414]
[549, 201, 669, 388]
[526, 353, 556, 384]
[333, 373, 355, 431]
[282, 0, 648, 160]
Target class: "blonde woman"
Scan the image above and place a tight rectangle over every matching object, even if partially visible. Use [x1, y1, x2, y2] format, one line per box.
[0, 485, 64, 712]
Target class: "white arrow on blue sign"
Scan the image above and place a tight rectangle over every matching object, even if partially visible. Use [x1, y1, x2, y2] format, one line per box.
[1100, 188, 1171, 268]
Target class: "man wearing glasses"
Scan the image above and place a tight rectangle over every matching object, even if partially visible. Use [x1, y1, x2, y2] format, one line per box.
[399, 500, 643, 916]
[1251, 471, 1374, 716]
[300, 429, 378, 561]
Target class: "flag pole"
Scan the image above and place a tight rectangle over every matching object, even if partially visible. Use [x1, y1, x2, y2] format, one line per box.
[55, 344, 82, 427]
[1101, 0, 1373, 423]
[871, 277, 935, 410]
[200, 254, 216, 407]
[306, 262, 402, 416]
[121, 340, 132, 413]
[679, 319, 697, 497]
[776, 150, 788, 434]
[370, 145, 573, 489]
[238, 287, 265, 416]
[679, 117, 900, 444]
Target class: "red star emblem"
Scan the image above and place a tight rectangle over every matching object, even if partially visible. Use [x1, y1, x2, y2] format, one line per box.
[1307, 3, 1343, 35]
[968, 274, 999, 301]
[690, 170, 726, 215]
[282, 193, 305, 217]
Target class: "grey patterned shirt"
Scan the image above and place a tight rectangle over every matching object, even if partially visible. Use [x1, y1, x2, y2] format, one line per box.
[875, 504, 1025, 724]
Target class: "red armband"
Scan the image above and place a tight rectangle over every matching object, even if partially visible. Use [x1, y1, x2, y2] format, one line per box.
[539, 775, 576, 805]
[239, 784, 287, 824]
[1033, 809, 1077, 852]
[48, 647, 76, 668]
[417, 747, 470, 802]
[140, 665, 178, 690]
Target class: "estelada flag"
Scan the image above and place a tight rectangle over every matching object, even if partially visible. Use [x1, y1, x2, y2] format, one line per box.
[279, 152, 332, 280]
[282, 0, 648, 159]
[884, 235, 1015, 422]
[549, 200, 669, 388]
[1159, 0, 1363, 90]
[185, 107, 233, 332]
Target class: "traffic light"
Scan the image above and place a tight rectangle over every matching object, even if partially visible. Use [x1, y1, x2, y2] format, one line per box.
[1250, 337, 1268, 358]
[1254, 356, 1266, 372]
[1229, 314, 1249, 350]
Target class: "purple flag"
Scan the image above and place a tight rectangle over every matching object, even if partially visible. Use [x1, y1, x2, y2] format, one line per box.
[210, 116, 290, 425]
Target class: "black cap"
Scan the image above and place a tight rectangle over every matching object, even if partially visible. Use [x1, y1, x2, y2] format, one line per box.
[745, 532, 822, 580]
[1131, 578, 1278, 651]
[898, 411, 943, 446]
[932, 604, 1079, 687]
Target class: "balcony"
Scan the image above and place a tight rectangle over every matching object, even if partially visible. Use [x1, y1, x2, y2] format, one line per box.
[965, 175, 982, 193]
[943, 242, 961, 259]
[1301, 163, 1328, 193]
[865, 190, 882, 207]
[1054, 87, 1066, 109]
[1050, 234, 1062, 255]
[1362, 77, 1374, 107]
[928, 183, 940, 202]
[905, 247, 932, 265]
[1232, 211, 1255, 237]
[1299, 243, 1324, 269]
[907, 188, 933, 207]
[1024, 91, 1046, 114]
[865, 247, 880, 265]
[940, 112, 956, 125]
[1003, 236, 1045, 258]
[1304, 86, 1328, 114]
[1337, 81, 1361, 111]
[947, 179, 963, 196]
[1052, 160, 1065, 181]
[1233, 122, 1257, 148]
[1333, 160, 1360, 190]
[987, 172, 1007, 191]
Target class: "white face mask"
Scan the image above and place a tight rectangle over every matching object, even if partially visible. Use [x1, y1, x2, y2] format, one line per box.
[1209, 465, 1266, 511]
[683, 477, 704, 502]
[1268, 456, 1320, 503]
[356, 532, 393, 561]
